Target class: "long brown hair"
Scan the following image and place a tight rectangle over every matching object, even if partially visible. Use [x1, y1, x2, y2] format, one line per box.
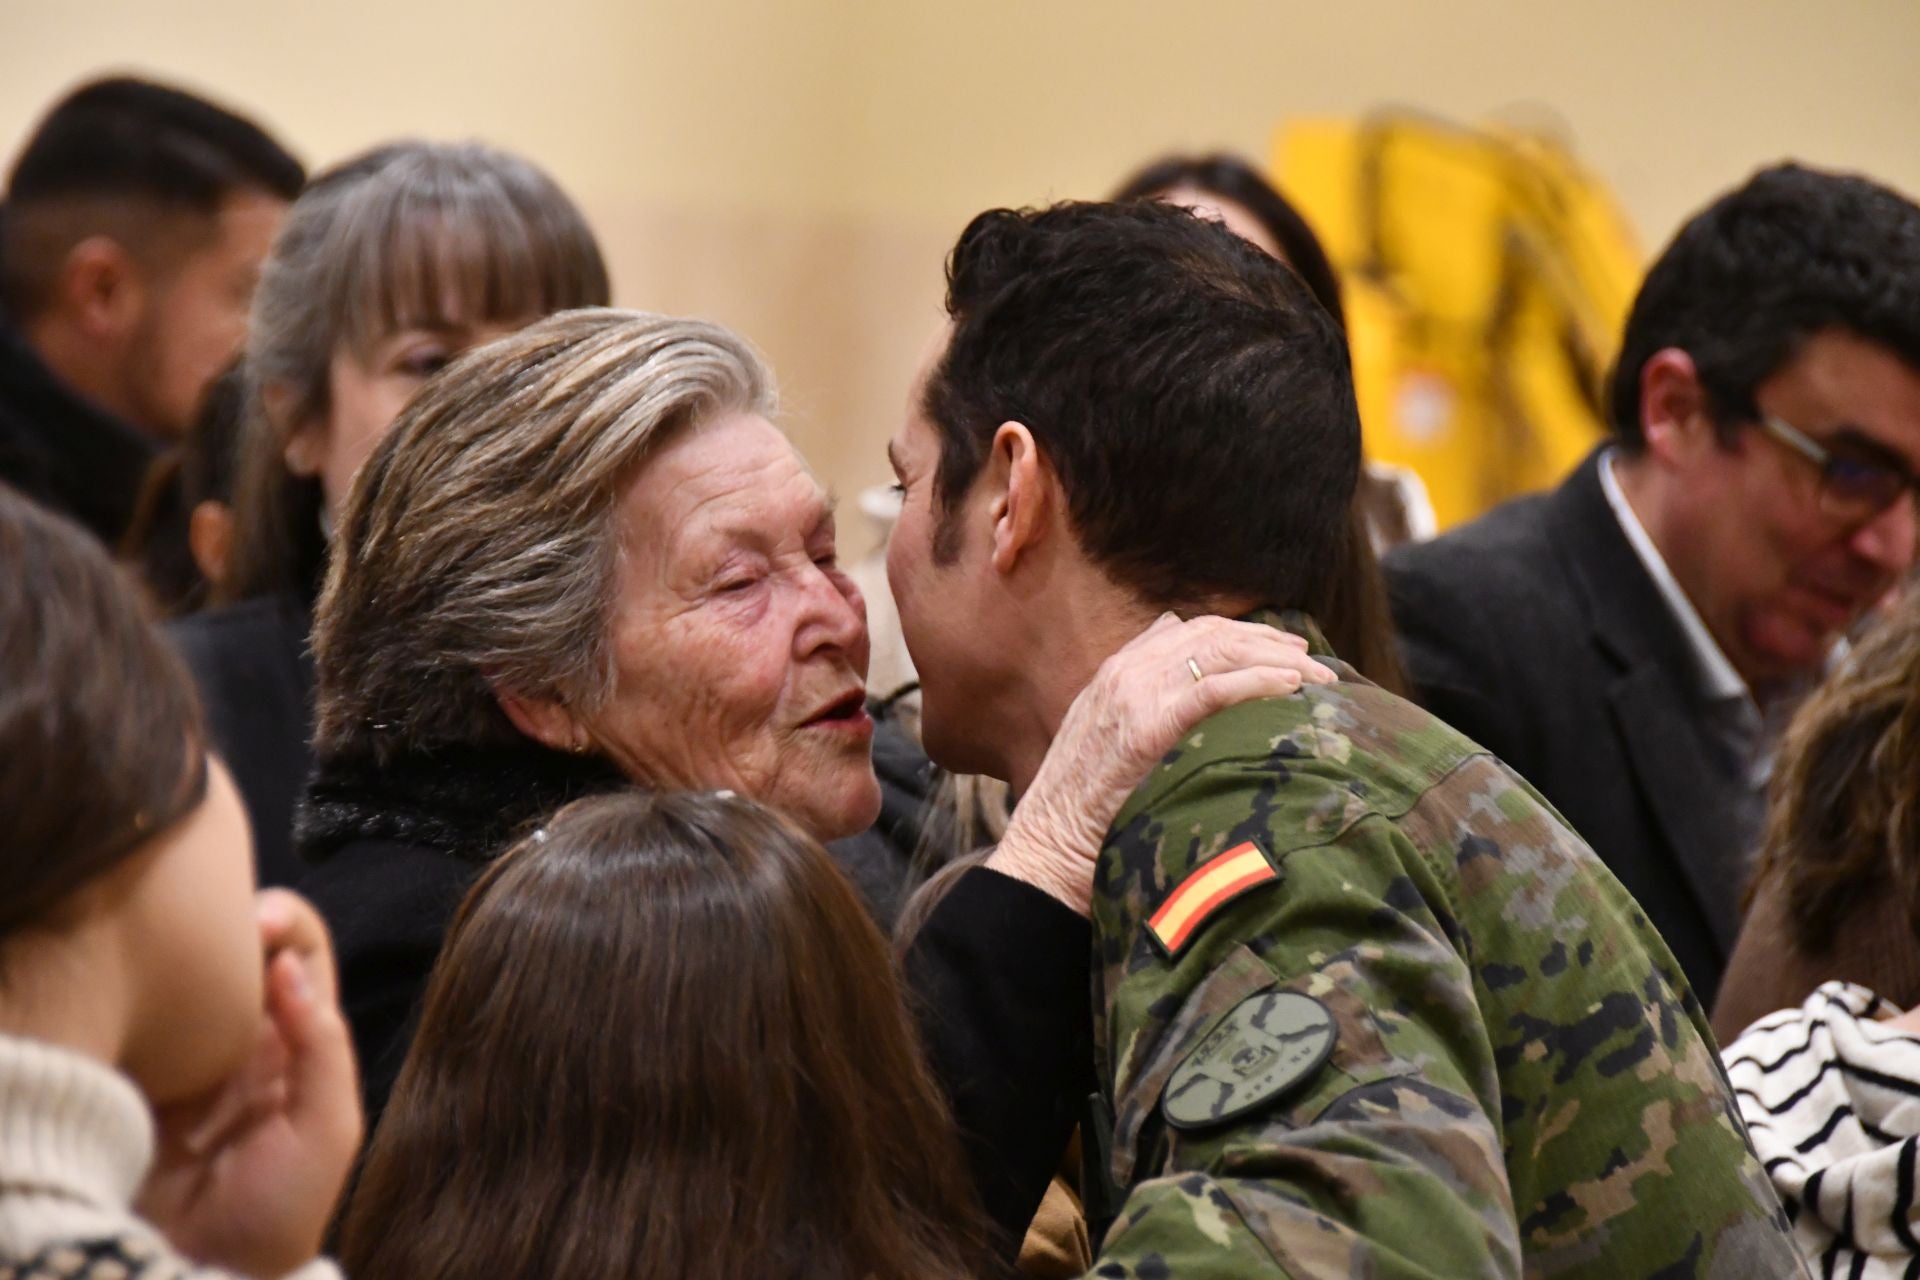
[1747, 590, 1920, 955]
[0, 483, 207, 946]
[337, 790, 989, 1280]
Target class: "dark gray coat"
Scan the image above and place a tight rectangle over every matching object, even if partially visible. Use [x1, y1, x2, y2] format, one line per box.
[1383, 449, 1758, 1004]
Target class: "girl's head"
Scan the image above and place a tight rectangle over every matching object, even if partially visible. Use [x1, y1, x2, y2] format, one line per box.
[1752, 589, 1920, 955]
[340, 790, 987, 1280]
[223, 141, 610, 602]
[0, 483, 261, 1103]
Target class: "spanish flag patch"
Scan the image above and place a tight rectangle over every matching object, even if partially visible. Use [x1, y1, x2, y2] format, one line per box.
[1147, 842, 1279, 958]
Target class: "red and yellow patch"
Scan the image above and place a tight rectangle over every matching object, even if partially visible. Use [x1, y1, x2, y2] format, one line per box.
[1147, 842, 1278, 957]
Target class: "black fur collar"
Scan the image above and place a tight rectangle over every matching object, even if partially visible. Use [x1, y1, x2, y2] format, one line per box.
[297, 736, 631, 867]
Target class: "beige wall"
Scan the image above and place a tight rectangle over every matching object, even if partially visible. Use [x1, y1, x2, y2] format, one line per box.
[6, 0, 1918, 554]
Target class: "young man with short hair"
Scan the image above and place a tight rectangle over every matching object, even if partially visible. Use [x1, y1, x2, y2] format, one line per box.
[886, 200, 1802, 1276]
[0, 76, 303, 548]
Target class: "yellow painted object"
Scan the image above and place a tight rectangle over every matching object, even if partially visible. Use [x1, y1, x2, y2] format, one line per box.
[1275, 115, 1643, 529]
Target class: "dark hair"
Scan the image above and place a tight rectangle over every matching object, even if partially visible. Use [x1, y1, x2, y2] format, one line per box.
[928, 199, 1360, 613]
[1608, 162, 1920, 448]
[1, 75, 303, 319]
[1111, 156, 1406, 693]
[1114, 152, 1347, 333]
[0, 483, 208, 947]
[1746, 591, 1920, 957]
[120, 360, 247, 614]
[338, 790, 990, 1280]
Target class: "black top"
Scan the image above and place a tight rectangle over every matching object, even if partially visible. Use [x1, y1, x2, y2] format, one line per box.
[1384, 449, 1761, 1002]
[168, 592, 315, 890]
[296, 733, 1088, 1258]
[0, 304, 157, 547]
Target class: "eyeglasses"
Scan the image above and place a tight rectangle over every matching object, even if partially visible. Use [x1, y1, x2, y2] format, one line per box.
[1754, 413, 1920, 524]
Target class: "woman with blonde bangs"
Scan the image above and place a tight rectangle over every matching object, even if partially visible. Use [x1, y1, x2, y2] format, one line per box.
[169, 141, 611, 888]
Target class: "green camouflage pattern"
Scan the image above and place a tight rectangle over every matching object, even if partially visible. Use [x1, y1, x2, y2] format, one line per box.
[1083, 611, 1805, 1279]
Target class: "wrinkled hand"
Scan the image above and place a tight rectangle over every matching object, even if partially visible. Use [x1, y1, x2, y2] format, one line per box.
[989, 613, 1335, 914]
[138, 890, 362, 1279]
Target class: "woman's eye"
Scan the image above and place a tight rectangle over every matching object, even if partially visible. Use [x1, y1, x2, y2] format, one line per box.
[397, 351, 453, 378]
[888, 482, 907, 497]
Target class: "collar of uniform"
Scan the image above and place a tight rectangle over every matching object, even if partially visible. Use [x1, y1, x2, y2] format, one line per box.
[1100, 606, 1340, 844]
[1598, 448, 1753, 711]
[1233, 606, 1336, 659]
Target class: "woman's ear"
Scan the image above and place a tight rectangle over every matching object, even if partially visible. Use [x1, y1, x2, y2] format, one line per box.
[188, 499, 236, 589]
[494, 688, 589, 754]
[268, 384, 325, 477]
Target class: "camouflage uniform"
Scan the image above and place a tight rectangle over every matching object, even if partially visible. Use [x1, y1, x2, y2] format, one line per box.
[1084, 612, 1805, 1278]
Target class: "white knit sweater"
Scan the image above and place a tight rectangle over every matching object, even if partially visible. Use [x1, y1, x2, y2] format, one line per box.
[0, 1031, 340, 1280]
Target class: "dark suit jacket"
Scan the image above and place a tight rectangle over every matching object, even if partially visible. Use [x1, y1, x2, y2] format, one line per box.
[0, 307, 156, 548]
[1383, 449, 1758, 1004]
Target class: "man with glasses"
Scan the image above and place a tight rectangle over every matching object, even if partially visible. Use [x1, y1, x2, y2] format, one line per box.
[1385, 162, 1920, 1007]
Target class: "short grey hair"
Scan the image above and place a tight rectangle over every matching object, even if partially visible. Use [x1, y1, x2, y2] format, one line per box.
[312, 307, 777, 762]
[224, 140, 611, 601]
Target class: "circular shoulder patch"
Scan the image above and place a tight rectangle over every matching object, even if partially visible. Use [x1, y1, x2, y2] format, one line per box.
[1162, 990, 1337, 1131]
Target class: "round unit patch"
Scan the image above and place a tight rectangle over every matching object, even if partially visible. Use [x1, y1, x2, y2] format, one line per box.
[1162, 990, 1337, 1131]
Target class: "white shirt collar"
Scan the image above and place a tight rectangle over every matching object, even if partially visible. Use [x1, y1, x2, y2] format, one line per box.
[1598, 449, 1752, 707]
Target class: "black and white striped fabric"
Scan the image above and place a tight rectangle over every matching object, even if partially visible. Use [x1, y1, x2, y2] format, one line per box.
[1724, 982, 1920, 1279]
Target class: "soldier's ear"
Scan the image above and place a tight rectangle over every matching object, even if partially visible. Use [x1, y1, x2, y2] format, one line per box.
[988, 420, 1054, 576]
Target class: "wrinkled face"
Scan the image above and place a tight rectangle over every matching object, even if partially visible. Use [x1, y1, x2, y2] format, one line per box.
[126, 191, 287, 439]
[1671, 330, 1920, 687]
[289, 315, 536, 518]
[885, 328, 1006, 779]
[584, 412, 881, 840]
[120, 759, 263, 1106]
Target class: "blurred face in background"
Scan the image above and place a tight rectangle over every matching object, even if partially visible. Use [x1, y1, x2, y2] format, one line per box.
[126, 191, 288, 439]
[284, 314, 534, 517]
[1657, 331, 1920, 688]
[115, 760, 264, 1107]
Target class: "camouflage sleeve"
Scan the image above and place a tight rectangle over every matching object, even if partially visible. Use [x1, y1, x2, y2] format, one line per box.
[1089, 760, 1523, 1278]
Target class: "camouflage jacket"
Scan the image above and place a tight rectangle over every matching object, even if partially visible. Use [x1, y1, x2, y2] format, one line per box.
[1084, 612, 1805, 1279]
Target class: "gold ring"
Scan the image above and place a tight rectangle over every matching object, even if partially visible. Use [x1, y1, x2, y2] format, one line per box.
[1185, 657, 1205, 683]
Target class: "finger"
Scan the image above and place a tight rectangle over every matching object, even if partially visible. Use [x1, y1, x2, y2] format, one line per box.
[1192, 626, 1334, 684]
[268, 943, 364, 1154]
[1187, 665, 1309, 715]
[258, 889, 341, 1009]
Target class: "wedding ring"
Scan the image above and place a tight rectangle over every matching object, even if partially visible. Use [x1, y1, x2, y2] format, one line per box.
[1185, 657, 1205, 684]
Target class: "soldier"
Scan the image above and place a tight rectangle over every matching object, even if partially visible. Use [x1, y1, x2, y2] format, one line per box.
[884, 200, 1807, 1276]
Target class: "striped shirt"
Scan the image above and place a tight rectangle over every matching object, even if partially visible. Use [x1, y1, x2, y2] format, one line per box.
[1724, 982, 1920, 1279]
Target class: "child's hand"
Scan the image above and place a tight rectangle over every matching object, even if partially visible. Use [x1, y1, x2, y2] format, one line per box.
[138, 890, 363, 1278]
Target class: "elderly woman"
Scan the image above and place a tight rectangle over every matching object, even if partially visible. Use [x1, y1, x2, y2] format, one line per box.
[300, 307, 1326, 1249]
